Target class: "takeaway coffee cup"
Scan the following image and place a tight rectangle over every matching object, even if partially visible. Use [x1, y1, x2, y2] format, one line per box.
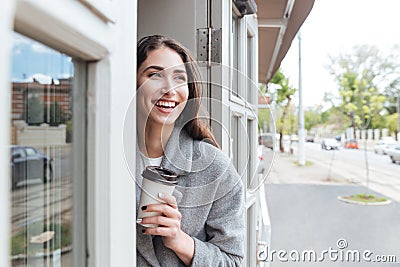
[138, 166, 178, 227]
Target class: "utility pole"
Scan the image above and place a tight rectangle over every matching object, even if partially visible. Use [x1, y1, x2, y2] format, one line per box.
[298, 32, 306, 165]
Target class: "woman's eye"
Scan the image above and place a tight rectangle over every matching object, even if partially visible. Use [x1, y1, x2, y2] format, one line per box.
[175, 75, 187, 82]
[148, 72, 162, 78]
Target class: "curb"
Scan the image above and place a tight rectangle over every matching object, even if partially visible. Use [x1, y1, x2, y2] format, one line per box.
[337, 196, 392, 206]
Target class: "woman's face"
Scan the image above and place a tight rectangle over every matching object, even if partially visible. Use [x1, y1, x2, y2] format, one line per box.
[137, 47, 189, 128]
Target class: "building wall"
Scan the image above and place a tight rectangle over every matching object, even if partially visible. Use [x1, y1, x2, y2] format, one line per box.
[11, 80, 72, 120]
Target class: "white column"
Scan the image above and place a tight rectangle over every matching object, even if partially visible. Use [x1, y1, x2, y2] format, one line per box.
[374, 129, 380, 140]
[361, 130, 366, 140]
[368, 129, 373, 140]
[382, 128, 389, 138]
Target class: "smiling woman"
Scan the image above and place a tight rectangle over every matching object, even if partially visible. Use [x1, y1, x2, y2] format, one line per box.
[135, 35, 245, 267]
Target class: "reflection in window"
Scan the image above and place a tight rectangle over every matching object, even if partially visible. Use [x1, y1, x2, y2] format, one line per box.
[10, 33, 74, 266]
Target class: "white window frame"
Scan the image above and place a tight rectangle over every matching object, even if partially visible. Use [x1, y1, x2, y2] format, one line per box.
[230, 8, 246, 106]
[0, 1, 137, 266]
[78, 0, 116, 23]
[245, 15, 258, 111]
[0, 2, 14, 265]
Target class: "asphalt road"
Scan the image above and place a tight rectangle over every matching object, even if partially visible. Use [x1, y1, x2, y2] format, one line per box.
[265, 184, 400, 267]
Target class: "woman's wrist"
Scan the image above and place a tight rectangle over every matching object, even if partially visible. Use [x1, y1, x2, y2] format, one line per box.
[168, 230, 194, 265]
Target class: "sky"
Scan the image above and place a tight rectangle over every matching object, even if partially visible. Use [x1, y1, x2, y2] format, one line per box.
[11, 33, 73, 83]
[280, 0, 400, 108]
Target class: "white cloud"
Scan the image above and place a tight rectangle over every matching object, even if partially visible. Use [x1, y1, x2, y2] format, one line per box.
[27, 73, 60, 85]
[31, 42, 57, 54]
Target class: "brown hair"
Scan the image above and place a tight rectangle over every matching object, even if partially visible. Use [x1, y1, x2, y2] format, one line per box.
[137, 35, 219, 148]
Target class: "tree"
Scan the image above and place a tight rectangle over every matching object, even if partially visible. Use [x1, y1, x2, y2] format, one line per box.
[44, 102, 65, 126]
[386, 113, 399, 137]
[22, 95, 44, 125]
[327, 45, 393, 197]
[327, 45, 387, 137]
[269, 69, 297, 152]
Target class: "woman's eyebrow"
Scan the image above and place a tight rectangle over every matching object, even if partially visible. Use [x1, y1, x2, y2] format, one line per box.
[173, 69, 187, 74]
[143, 65, 187, 74]
[143, 65, 164, 72]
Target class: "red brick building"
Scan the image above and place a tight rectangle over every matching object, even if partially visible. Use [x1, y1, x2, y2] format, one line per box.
[11, 78, 72, 121]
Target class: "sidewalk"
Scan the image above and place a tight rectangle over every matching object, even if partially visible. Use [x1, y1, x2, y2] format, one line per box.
[265, 152, 349, 185]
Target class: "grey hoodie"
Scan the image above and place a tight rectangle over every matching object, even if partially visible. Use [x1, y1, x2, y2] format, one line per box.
[135, 126, 245, 266]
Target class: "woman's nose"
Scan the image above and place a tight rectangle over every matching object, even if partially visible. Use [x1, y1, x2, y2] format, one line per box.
[160, 77, 177, 95]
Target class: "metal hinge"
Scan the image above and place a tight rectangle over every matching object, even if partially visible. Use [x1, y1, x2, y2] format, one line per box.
[196, 28, 221, 65]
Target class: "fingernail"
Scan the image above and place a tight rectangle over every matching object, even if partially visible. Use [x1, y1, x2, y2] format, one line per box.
[158, 192, 165, 198]
[141, 205, 147, 211]
[136, 218, 142, 224]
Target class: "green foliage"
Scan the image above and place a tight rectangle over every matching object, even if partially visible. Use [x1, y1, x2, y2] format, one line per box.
[304, 106, 344, 131]
[327, 45, 387, 132]
[11, 222, 71, 256]
[270, 69, 297, 104]
[343, 194, 387, 203]
[269, 69, 297, 152]
[371, 114, 386, 129]
[44, 102, 65, 126]
[66, 120, 73, 143]
[386, 113, 399, 134]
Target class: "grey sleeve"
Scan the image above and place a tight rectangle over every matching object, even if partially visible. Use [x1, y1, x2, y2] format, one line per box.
[190, 175, 245, 267]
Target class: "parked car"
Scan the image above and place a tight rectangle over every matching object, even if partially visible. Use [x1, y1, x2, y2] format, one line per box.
[257, 145, 265, 174]
[344, 139, 359, 149]
[306, 136, 314, 142]
[387, 145, 400, 164]
[10, 145, 53, 190]
[321, 138, 339, 150]
[374, 138, 398, 155]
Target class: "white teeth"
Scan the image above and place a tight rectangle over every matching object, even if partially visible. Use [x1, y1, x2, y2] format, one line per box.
[156, 100, 176, 108]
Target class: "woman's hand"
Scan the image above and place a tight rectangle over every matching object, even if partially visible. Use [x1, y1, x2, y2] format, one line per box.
[138, 193, 194, 265]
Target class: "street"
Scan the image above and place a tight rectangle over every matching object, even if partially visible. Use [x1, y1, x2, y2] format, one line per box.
[304, 142, 400, 202]
[264, 141, 400, 203]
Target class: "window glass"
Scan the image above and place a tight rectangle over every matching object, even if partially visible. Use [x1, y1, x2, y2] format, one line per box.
[246, 33, 253, 103]
[12, 147, 26, 158]
[10, 33, 76, 266]
[232, 15, 239, 97]
[246, 119, 253, 188]
[25, 147, 37, 156]
[231, 115, 239, 170]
